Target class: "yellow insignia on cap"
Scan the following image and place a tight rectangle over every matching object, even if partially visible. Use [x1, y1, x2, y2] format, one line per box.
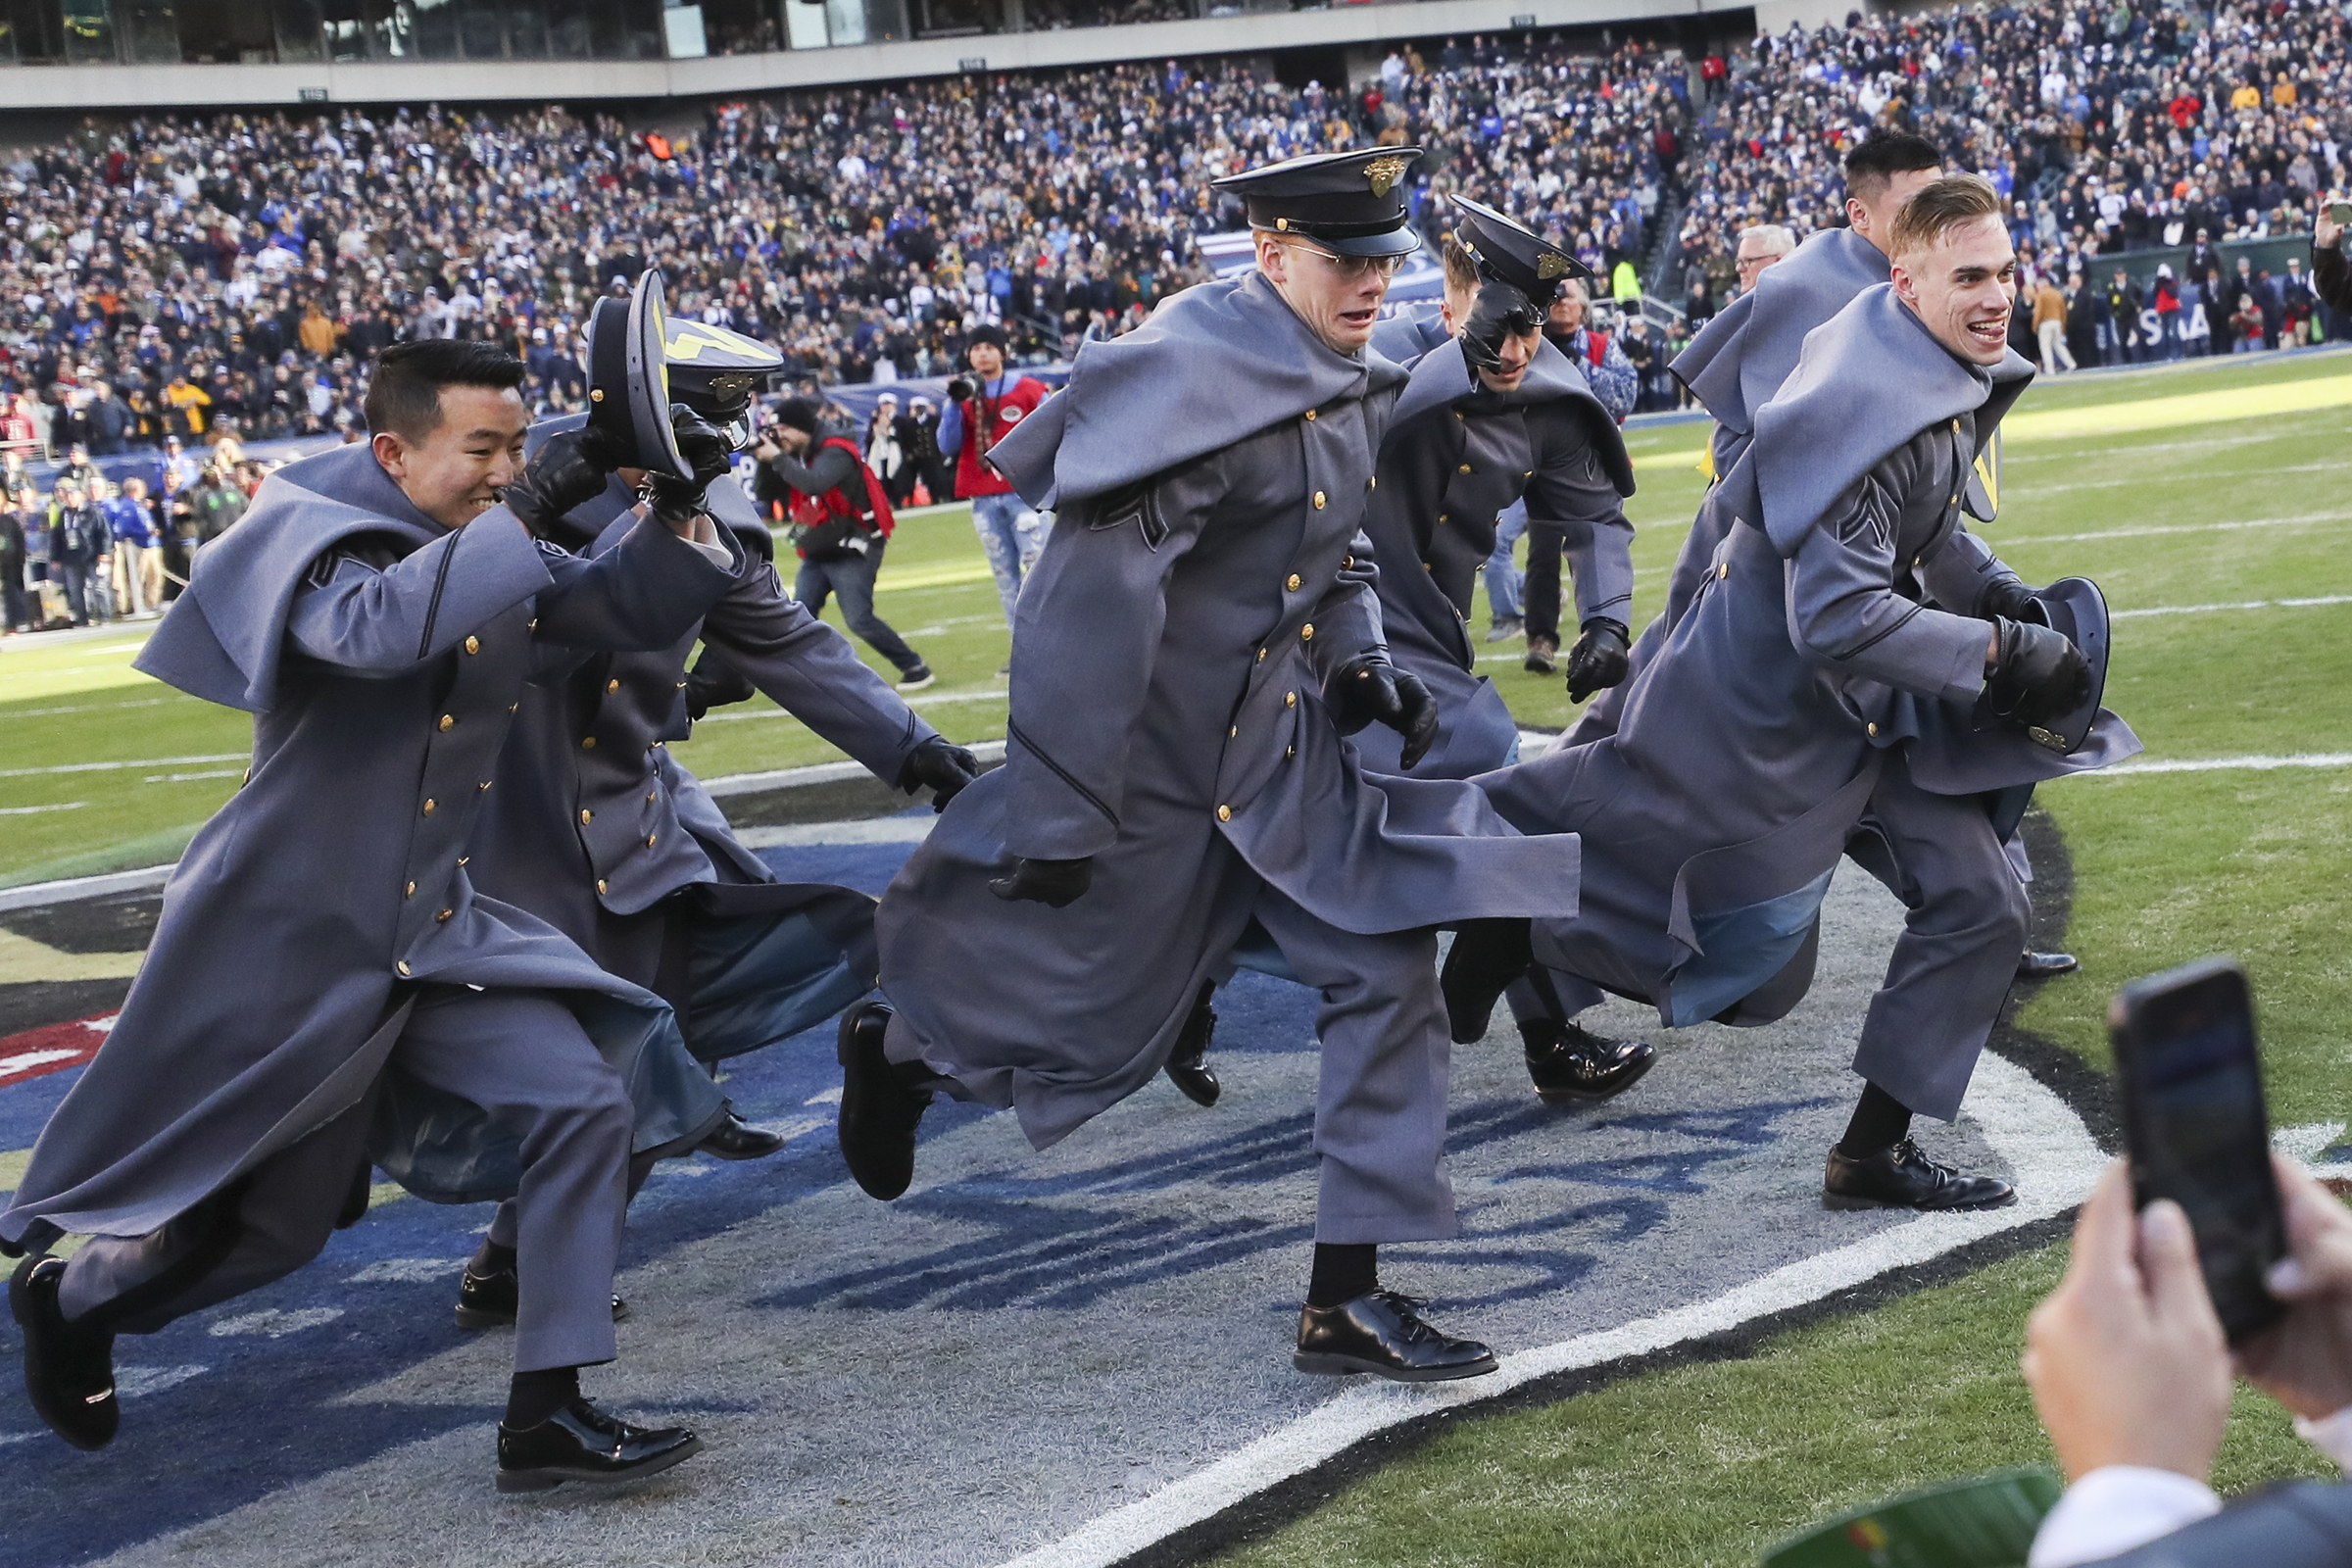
[1537, 253, 1571, 280]
[663, 320, 777, 366]
[1363, 155, 1411, 197]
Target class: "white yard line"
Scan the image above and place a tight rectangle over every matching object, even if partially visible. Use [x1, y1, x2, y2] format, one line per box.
[0, 802, 85, 815]
[2113, 594, 2352, 619]
[1995, 512, 2343, 546]
[0, 752, 245, 780]
[993, 1052, 2100, 1568]
[2065, 753, 2352, 778]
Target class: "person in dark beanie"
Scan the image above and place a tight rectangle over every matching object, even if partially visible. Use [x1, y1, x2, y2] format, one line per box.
[753, 397, 935, 691]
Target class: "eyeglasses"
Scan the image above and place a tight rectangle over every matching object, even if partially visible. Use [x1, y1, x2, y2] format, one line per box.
[1283, 240, 1407, 281]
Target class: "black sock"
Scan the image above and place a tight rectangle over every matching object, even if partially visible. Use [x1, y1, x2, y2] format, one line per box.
[505, 1366, 580, 1429]
[1838, 1083, 1914, 1157]
[468, 1238, 516, 1276]
[1307, 1243, 1378, 1308]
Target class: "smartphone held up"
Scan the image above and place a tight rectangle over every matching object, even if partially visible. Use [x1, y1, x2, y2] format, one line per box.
[2109, 956, 2287, 1343]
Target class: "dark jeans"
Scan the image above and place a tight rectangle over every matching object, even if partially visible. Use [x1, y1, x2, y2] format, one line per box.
[795, 539, 923, 674]
[53, 560, 91, 625]
[1522, 521, 1568, 645]
[2, 562, 21, 630]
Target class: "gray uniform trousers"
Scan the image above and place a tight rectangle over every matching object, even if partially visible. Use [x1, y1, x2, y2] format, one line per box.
[60, 986, 633, 1373]
[1842, 759, 2031, 1120]
[1249, 886, 1453, 1244]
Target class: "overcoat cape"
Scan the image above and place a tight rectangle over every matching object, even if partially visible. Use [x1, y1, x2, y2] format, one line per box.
[1484, 287, 2138, 1030]
[877, 272, 1582, 1150]
[3, 444, 741, 1248]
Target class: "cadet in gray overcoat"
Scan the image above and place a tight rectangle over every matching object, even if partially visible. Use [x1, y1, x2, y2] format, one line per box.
[837, 149, 1585, 1384]
[1460, 177, 2141, 1214]
[5, 337, 741, 1492]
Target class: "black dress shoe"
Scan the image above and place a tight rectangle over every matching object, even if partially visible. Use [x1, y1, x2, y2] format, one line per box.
[495, 1396, 704, 1493]
[1523, 1019, 1655, 1104]
[454, 1260, 627, 1330]
[699, 1107, 786, 1160]
[836, 1001, 930, 1200]
[1439, 919, 1534, 1044]
[1823, 1139, 2018, 1212]
[1163, 981, 1221, 1107]
[10, 1256, 119, 1451]
[2018, 950, 2081, 980]
[1294, 1290, 1498, 1383]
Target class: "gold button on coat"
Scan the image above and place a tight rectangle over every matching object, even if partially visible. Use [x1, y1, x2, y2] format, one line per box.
[420, 798, 435, 816]
[646, 833, 658, 848]
[437, 714, 454, 732]
[1458, 463, 1472, 474]
[596, 879, 608, 895]
[436, 908, 453, 922]
[397, 960, 412, 977]
[581, 737, 596, 750]
[1285, 690, 1298, 707]
[1867, 722, 1879, 737]
[1216, 805, 1232, 821]
[607, 678, 621, 693]
[579, 809, 593, 825]
[464, 636, 479, 655]
[1312, 491, 1327, 509]
[1286, 574, 1301, 591]
[1300, 623, 1314, 641]
[404, 881, 416, 897]
[1303, 409, 1317, 421]
[527, 617, 538, 631]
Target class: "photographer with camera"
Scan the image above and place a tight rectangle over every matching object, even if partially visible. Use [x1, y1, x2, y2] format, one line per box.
[939, 323, 1052, 631]
[752, 397, 936, 691]
[2023, 1157, 2352, 1565]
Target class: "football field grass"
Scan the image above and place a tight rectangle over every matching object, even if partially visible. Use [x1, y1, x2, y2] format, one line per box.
[1, 349, 2348, 1562]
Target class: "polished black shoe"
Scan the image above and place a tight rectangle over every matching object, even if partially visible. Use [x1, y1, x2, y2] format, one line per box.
[1823, 1138, 2018, 1212]
[1163, 983, 1221, 1107]
[495, 1396, 704, 1493]
[2018, 950, 2081, 980]
[10, 1256, 119, 1451]
[1523, 1019, 1655, 1104]
[699, 1107, 786, 1160]
[836, 1001, 930, 1200]
[1440, 919, 1534, 1044]
[454, 1259, 626, 1330]
[1294, 1290, 1498, 1383]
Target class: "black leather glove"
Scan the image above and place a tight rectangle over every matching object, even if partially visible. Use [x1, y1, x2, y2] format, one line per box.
[1564, 617, 1631, 703]
[1458, 277, 1543, 373]
[503, 425, 625, 535]
[1977, 576, 2045, 624]
[898, 737, 981, 812]
[1325, 656, 1441, 770]
[1985, 615, 2091, 729]
[989, 856, 1093, 907]
[683, 644, 756, 721]
[946, 376, 978, 405]
[643, 405, 734, 524]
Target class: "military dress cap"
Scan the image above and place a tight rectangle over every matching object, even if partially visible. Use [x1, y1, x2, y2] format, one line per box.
[585, 269, 691, 480]
[2024, 576, 2110, 755]
[660, 316, 786, 449]
[1213, 147, 1428, 258]
[1448, 194, 1595, 302]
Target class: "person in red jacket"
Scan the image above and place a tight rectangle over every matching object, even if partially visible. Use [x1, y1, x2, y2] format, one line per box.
[753, 398, 936, 691]
[939, 323, 1052, 632]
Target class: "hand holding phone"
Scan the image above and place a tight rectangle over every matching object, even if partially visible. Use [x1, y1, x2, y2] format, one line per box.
[2110, 956, 2287, 1343]
[2234, 1153, 2352, 1418]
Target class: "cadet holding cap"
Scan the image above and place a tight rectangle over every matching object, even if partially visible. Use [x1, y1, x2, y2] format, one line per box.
[5, 320, 751, 1492]
[836, 146, 1584, 1385]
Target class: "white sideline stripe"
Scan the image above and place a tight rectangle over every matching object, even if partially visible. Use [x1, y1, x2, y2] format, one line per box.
[2114, 594, 2352, 619]
[0, 862, 175, 911]
[0, 801, 84, 814]
[1999, 512, 2342, 546]
[703, 740, 1008, 799]
[993, 1053, 2101, 1568]
[2066, 753, 2352, 778]
[736, 816, 940, 849]
[0, 752, 246, 780]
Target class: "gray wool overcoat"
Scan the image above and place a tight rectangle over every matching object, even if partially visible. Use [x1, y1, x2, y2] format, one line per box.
[1482, 287, 2139, 1032]
[2, 444, 744, 1248]
[874, 271, 1584, 1149]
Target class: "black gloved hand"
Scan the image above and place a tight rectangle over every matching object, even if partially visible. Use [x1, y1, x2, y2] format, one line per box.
[503, 425, 625, 535]
[899, 736, 981, 812]
[989, 856, 1093, 907]
[1458, 277, 1543, 373]
[643, 405, 735, 524]
[683, 644, 756, 721]
[1564, 617, 1631, 703]
[1325, 656, 1441, 770]
[1985, 615, 2091, 728]
[1977, 577, 2045, 624]
[946, 376, 978, 405]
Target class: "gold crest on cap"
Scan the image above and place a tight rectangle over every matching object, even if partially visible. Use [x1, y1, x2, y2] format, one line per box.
[1537, 253, 1571, 280]
[1362, 155, 1412, 197]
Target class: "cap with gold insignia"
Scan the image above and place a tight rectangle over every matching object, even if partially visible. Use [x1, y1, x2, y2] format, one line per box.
[1212, 147, 1428, 258]
[1448, 193, 1595, 302]
[661, 317, 786, 450]
[586, 269, 691, 479]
